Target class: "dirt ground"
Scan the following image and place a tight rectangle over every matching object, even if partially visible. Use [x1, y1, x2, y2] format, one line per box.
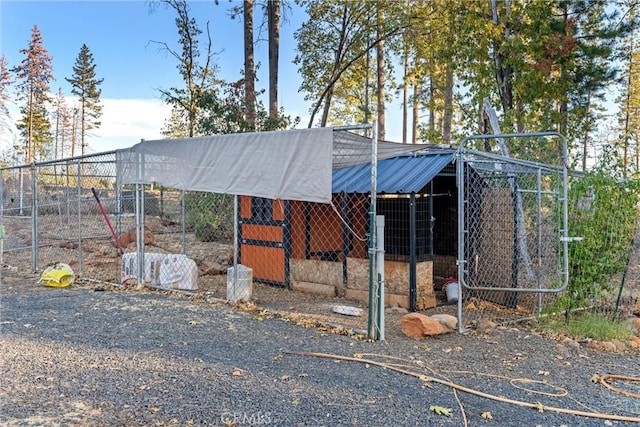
[1, 212, 460, 338]
[2, 210, 640, 340]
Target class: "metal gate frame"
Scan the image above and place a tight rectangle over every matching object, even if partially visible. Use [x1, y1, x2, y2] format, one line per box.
[455, 132, 574, 331]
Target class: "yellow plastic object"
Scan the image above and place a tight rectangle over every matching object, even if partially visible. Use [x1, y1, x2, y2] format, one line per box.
[40, 263, 75, 288]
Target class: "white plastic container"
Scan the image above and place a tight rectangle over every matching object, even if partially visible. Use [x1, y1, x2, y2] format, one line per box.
[121, 252, 198, 291]
[227, 264, 253, 302]
[445, 281, 459, 303]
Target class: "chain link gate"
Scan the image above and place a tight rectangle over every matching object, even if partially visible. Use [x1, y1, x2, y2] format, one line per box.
[456, 133, 571, 330]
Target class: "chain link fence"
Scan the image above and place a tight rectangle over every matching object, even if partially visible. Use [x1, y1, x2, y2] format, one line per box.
[457, 148, 568, 328]
[564, 173, 640, 321]
[3, 132, 637, 339]
[456, 134, 640, 331]
[1, 152, 122, 280]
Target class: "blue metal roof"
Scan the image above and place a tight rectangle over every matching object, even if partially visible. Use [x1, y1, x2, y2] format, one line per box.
[332, 152, 455, 194]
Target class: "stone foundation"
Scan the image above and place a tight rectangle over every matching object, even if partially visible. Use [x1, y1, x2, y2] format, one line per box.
[289, 257, 435, 310]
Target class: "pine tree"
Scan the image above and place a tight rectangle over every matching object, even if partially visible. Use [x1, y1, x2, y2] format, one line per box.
[618, 6, 640, 178]
[0, 55, 13, 140]
[65, 44, 103, 156]
[244, 0, 256, 129]
[151, 0, 217, 138]
[11, 25, 54, 163]
[52, 87, 73, 160]
[161, 104, 189, 138]
[267, 0, 280, 120]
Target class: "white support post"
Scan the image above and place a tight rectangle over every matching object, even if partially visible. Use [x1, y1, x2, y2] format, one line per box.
[376, 215, 385, 340]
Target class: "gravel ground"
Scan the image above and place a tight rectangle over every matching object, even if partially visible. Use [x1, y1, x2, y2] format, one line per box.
[1, 279, 639, 427]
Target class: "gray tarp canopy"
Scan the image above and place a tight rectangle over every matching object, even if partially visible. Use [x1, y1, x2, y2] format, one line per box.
[116, 127, 423, 204]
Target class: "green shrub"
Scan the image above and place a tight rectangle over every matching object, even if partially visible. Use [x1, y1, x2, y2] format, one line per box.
[566, 173, 639, 308]
[185, 192, 234, 242]
[539, 311, 633, 342]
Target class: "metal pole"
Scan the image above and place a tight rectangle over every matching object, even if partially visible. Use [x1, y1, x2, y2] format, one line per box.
[341, 193, 349, 287]
[76, 159, 83, 273]
[560, 135, 570, 293]
[0, 168, 4, 219]
[65, 161, 71, 232]
[376, 215, 385, 340]
[181, 190, 187, 254]
[429, 182, 434, 259]
[31, 164, 38, 270]
[0, 171, 3, 281]
[19, 166, 24, 216]
[409, 192, 417, 312]
[536, 168, 543, 312]
[232, 194, 239, 297]
[456, 148, 465, 333]
[135, 183, 143, 284]
[367, 121, 378, 340]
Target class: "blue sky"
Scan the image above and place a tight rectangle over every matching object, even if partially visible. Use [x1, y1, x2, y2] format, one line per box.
[0, 0, 311, 153]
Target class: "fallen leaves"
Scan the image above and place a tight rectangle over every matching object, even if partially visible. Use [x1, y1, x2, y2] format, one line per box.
[430, 405, 452, 417]
[481, 411, 493, 419]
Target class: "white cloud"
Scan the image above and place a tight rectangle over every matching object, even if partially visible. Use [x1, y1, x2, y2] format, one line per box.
[88, 98, 171, 153]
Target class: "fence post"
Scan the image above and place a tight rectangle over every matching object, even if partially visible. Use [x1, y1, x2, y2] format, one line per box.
[31, 164, 38, 270]
[76, 158, 83, 274]
[367, 121, 378, 340]
[376, 215, 385, 340]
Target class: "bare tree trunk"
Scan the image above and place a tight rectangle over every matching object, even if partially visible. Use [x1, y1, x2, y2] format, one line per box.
[376, 3, 385, 140]
[428, 74, 435, 133]
[623, 41, 634, 179]
[81, 101, 86, 156]
[402, 53, 408, 143]
[412, 82, 419, 144]
[54, 102, 60, 160]
[60, 114, 66, 159]
[27, 88, 33, 163]
[71, 108, 78, 158]
[558, 5, 569, 143]
[244, 0, 256, 129]
[268, 0, 280, 119]
[490, 0, 514, 117]
[582, 91, 591, 172]
[320, 88, 333, 127]
[365, 46, 370, 125]
[442, 63, 454, 145]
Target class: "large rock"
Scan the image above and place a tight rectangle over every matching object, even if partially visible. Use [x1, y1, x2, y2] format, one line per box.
[627, 317, 640, 334]
[200, 260, 226, 276]
[401, 313, 445, 339]
[126, 226, 154, 244]
[431, 314, 458, 332]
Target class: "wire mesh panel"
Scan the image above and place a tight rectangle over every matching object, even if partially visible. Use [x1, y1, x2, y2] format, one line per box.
[458, 150, 567, 327]
[1, 165, 33, 271]
[0, 153, 124, 281]
[3, 127, 429, 341]
[111, 128, 383, 335]
[34, 153, 122, 279]
[565, 173, 640, 320]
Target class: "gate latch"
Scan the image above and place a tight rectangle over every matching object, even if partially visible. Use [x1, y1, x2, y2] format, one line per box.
[560, 236, 584, 242]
